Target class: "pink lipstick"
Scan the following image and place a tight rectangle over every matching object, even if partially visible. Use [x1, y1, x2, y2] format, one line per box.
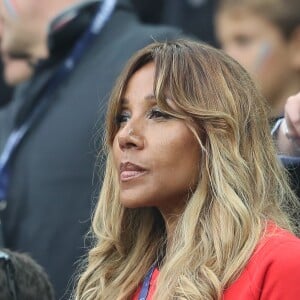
[120, 162, 147, 181]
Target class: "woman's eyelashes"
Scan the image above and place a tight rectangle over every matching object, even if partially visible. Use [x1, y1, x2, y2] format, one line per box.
[116, 112, 130, 125]
[116, 107, 172, 125]
[148, 108, 172, 120]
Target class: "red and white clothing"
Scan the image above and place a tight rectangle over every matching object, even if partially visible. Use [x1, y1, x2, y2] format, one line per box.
[133, 225, 300, 299]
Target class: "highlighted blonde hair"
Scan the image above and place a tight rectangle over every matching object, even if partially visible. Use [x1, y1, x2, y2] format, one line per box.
[76, 39, 298, 299]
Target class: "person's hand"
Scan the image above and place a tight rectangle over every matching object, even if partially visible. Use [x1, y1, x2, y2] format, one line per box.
[276, 92, 300, 156]
[284, 92, 300, 139]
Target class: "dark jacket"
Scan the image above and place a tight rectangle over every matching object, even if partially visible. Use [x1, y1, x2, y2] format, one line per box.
[0, 61, 14, 148]
[0, 61, 13, 108]
[0, 1, 182, 298]
[132, 0, 217, 46]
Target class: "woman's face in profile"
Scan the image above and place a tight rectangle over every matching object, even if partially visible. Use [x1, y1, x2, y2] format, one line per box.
[112, 62, 200, 216]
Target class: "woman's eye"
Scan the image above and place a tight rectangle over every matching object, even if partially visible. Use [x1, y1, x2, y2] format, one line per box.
[149, 108, 171, 119]
[116, 112, 130, 124]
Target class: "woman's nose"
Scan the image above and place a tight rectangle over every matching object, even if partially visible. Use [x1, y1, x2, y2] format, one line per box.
[117, 125, 144, 151]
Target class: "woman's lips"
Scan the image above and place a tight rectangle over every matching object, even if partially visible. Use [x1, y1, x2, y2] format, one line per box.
[120, 162, 147, 182]
[120, 170, 147, 181]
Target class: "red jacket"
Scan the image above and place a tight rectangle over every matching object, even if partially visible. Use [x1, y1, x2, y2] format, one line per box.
[133, 225, 300, 299]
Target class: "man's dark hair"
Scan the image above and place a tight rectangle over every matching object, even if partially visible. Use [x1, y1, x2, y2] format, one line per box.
[0, 249, 55, 300]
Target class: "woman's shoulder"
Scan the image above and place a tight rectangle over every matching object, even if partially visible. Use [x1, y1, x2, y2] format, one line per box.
[224, 225, 300, 299]
[254, 224, 300, 263]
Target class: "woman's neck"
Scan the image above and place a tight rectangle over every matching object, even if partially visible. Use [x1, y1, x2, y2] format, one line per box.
[161, 212, 181, 253]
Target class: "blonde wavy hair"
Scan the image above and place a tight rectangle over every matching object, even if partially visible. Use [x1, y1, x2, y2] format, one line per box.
[75, 39, 298, 300]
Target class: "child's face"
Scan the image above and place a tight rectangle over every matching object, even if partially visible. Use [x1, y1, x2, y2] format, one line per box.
[215, 9, 295, 116]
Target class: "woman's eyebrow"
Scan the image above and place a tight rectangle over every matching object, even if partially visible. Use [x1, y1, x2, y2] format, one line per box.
[120, 98, 128, 105]
[144, 94, 156, 101]
[120, 94, 156, 105]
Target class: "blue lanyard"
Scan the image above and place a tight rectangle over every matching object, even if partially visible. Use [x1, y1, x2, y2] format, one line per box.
[0, 0, 116, 209]
[138, 263, 157, 300]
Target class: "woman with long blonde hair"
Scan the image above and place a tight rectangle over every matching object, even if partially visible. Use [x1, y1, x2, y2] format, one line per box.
[76, 39, 300, 300]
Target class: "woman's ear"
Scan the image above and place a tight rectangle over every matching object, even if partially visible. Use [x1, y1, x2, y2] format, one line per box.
[288, 26, 300, 70]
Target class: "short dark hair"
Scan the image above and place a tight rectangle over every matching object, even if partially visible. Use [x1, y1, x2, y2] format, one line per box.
[0, 249, 55, 300]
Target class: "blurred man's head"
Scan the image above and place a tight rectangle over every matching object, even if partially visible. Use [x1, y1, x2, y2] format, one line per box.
[1, 54, 32, 85]
[0, 0, 80, 59]
[0, 0, 82, 85]
[0, 249, 55, 300]
[0, 0, 48, 60]
[215, 0, 300, 117]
